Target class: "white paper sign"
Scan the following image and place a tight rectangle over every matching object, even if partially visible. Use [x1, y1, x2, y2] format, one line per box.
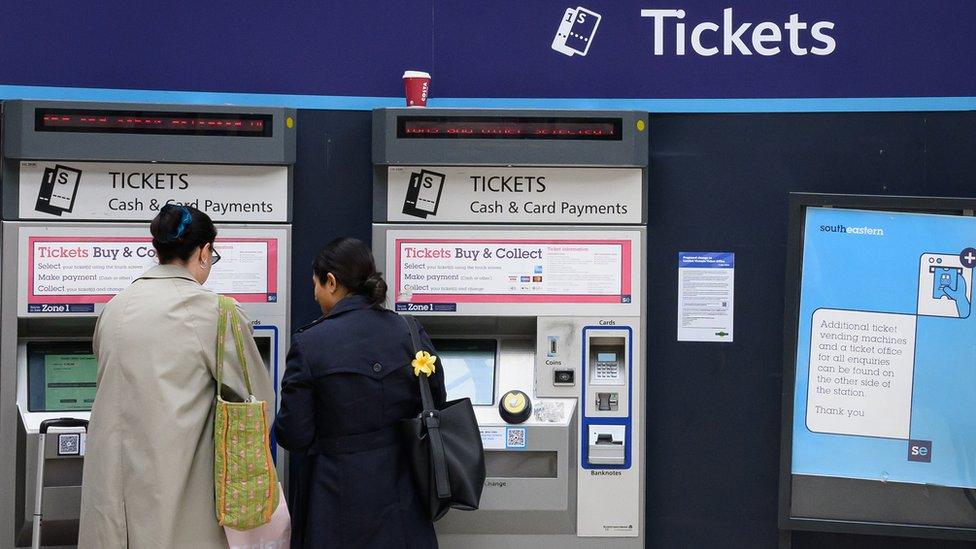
[677, 252, 735, 342]
[19, 161, 288, 222]
[805, 309, 916, 439]
[204, 241, 271, 295]
[387, 166, 642, 224]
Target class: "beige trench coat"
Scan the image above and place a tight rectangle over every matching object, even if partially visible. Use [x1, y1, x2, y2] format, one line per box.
[78, 264, 275, 549]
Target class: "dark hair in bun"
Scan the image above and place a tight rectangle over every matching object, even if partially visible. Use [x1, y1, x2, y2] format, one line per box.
[313, 237, 387, 308]
[149, 204, 217, 264]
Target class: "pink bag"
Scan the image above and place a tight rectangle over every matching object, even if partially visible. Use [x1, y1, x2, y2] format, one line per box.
[224, 483, 291, 549]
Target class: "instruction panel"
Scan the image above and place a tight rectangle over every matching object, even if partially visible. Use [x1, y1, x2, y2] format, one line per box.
[25, 234, 279, 310]
[393, 237, 631, 304]
[792, 207, 976, 488]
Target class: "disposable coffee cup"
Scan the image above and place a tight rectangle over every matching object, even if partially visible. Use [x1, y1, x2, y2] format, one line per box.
[403, 70, 431, 107]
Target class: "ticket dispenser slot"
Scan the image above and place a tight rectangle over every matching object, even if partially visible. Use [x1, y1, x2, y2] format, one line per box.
[581, 328, 631, 470]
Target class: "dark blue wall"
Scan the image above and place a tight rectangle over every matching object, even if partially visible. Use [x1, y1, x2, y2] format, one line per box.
[291, 111, 375, 326]
[2, 2, 975, 102]
[644, 113, 976, 549]
[290, 109, 976, 548]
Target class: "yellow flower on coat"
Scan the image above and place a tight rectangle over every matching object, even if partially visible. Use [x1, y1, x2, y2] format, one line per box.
[412, 351, 437, 377]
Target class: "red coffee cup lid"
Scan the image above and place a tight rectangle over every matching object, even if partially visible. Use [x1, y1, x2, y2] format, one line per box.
[402, 70, 431, 79]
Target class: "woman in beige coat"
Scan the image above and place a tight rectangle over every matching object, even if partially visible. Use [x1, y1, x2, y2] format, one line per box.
[78, 205, 275, 548]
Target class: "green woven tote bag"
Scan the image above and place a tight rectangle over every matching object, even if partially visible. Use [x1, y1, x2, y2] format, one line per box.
[214, 296, 279, 530]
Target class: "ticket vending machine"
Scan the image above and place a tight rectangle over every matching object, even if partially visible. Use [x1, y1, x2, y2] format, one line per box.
[372, 109, 647, 547]
[0, 100, 295, 548]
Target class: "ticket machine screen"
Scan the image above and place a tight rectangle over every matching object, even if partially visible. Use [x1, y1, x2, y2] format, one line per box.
[433, 339, 497, 406]
[27, 342, 97, 412]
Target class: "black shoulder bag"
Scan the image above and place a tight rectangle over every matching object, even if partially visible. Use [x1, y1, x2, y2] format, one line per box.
[400, 315, 486, 521]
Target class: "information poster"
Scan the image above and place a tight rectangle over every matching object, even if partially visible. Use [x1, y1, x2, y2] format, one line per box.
[205, 240, 276, 298]
[792, 207, 976, 489]
[27, 235, 278, 311]
[677, 252, 734, 342]
[393, 237, 632, 307]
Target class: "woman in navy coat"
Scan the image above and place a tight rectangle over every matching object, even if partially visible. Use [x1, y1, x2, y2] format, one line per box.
[275, 237, 446, 548]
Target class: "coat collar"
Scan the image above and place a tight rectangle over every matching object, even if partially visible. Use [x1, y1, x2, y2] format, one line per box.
[324, 294, 374, 319]
[135, 264, 199, 283]
[295, 295, 378, 333]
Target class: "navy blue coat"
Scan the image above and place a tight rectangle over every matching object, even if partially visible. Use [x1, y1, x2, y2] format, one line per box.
[274, 295, 446, 549]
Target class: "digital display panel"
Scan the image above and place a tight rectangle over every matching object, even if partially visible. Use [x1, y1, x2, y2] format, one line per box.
[35, 108, 272, 137]
[433, 339, 497, 405]
[792, 207, 976, 489]
[397, 116, 622, 140]
[27, 341, 97, 412]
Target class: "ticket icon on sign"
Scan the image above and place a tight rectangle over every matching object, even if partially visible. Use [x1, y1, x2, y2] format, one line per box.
[551, 6, 601, 57]
[35, 164, 82, 216]
[402, 169, 446, 219]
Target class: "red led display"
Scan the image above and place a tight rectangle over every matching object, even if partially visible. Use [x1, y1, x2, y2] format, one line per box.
[397, 116, 622, 141]
[35, 109, 272, 137]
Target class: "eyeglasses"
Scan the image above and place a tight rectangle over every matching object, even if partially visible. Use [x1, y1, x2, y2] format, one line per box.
[211, 245, 222, 266]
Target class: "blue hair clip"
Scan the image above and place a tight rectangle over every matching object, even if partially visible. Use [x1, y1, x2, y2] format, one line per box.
[172, 207, 192, 240]
[160, 204, 192, 241]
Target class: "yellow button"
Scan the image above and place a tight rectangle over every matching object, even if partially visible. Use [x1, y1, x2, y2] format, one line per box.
[286, 116, 295, 129]
[503, 392, 526, 413]
[636, 119, 646, 132]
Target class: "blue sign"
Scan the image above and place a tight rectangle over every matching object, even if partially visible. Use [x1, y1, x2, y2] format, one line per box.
[395, 302, 457, 313]
[27, 303, 95, 313]
[793, 207, 976, 489]
[0, 2, 973, 112]
[678, 252, 734, 269]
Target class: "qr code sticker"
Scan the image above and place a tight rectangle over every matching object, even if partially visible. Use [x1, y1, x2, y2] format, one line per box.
[506, 427, 526, 449]
[57, 433, 81, 456]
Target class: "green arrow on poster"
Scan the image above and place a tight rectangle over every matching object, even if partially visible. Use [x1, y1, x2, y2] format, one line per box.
[715, 331, 729, 337]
